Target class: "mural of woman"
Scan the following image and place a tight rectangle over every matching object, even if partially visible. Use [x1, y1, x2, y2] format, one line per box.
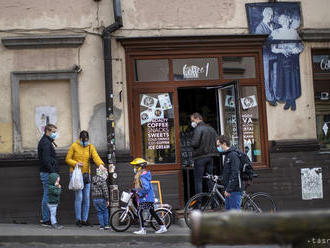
[246, 2, 303, 111]
[271, 14, 303, 110]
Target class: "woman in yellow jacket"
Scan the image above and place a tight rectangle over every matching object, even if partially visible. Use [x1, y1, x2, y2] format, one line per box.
[65, 130, 106, 227]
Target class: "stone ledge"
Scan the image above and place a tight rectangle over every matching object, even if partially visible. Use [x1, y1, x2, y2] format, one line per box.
[2, 34, 85, 49]
[299, 29, 330, 42]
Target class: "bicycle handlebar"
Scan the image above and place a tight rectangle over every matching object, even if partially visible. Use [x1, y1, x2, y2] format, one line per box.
[203, 174, 222, 182]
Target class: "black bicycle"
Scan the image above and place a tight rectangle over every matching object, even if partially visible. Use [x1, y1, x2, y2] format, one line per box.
[184, 174, 277, 229]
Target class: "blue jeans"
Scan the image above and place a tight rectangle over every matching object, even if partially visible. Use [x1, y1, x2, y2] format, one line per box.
[93, 198, 109, 228]
[194, 157, 214, 194]
[47, 204, 58, 225]
[225, 191, 242, 210]
[71, 173, 90, 221]
[40, 172, 50, 222]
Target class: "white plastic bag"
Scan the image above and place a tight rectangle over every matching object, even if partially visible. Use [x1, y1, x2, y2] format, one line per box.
[69, 165, 84, 191]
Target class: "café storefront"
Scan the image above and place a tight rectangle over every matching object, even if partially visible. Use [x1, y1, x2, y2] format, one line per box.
[118, 35, 269, 207]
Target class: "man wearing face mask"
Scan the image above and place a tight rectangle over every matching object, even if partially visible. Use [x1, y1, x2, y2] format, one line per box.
[38, 123, 59, 227]
[217, 135, 242, 210]
[190, 113, 218, 194]
[65, 130, 106, 227]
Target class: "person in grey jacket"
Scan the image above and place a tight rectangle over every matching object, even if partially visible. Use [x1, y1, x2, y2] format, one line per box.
[190, 113, 218, 194]
[91, 167, 110, 230]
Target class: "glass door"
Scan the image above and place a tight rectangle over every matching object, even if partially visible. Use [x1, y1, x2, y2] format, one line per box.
[135, 90, 180, 169]
[216, 81, 241, 148]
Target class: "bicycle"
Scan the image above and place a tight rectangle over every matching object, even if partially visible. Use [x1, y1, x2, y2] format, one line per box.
[184, 174, 277, 228]
[110, 191, 173, 232]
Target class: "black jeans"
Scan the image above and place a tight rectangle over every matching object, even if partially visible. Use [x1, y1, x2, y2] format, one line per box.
[194, 157, 214, 194]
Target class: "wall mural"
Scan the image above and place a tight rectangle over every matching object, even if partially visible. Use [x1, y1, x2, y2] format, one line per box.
[246, 2, 303, 110]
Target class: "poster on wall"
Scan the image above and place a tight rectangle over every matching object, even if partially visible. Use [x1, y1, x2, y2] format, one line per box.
[225, 95, 235, 108]
[140, 109, 153, 125]
[158, 93, 172, 110]
[35, 106, 58, 134]
[301, 167, 323, 200]
[140, 95, 158, 109]
[241, 95, 258, 110]
[246, 2, 303, 110]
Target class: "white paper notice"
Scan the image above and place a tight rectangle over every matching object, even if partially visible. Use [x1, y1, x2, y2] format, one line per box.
[140, 95, 158, 109]
[35, 106, 58, 134]
[240, 95, 258, 110]
[301, 167, 323, 200]
[158, 93, 172, 110]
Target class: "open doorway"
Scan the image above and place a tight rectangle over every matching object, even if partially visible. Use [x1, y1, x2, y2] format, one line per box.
[178, 87, 222, 202]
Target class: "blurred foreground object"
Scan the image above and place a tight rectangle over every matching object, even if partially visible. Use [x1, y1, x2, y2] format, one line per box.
[191, 210, 330, 247]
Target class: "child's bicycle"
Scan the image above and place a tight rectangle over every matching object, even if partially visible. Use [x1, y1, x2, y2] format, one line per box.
[110, 191, 173, 232]
[184, 174, 277, 229]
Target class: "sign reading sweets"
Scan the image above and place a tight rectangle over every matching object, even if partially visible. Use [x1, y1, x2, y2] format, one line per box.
[147, 118, 170, 150]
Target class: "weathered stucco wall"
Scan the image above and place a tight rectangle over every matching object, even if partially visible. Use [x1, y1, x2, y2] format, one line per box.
[19, 80, 73, 149]
[0, 0, 113, 30]
[0, 0, 112, 154]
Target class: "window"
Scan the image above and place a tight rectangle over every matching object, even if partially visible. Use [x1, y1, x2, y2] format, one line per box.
[240, 86, 262, 163]
[135, 59, 169, 82]
[312, 51, 330, 149]
[222, 56, 256, 79]
[139, 93, 176, 164]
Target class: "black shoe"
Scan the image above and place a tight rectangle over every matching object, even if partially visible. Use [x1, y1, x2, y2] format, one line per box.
[41, 220, 51, 227]
[82, 221, 93, 227]
[76, 220, 82, 227]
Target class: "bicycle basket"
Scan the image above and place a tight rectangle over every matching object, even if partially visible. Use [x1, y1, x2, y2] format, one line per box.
[120, 191, 131, 203]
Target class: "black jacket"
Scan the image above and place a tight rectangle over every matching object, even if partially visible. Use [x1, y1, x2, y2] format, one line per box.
[38, 134, 59, 173]
[191, 122, 218, 160]
[221, 146, 242, 193]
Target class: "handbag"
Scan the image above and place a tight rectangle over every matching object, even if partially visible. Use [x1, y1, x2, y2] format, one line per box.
[83, 172, 90, 184]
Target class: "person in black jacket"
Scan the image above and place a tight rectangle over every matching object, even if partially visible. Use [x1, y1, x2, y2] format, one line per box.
[38, 123, 59, 226]
[217, 135, 242, 210]
[190, 113, 218, 194]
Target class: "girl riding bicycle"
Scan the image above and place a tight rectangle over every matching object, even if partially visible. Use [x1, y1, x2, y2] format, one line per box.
[130, 158, 167, 235]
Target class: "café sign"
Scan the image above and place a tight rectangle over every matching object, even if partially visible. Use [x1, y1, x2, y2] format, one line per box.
[183, 63, 209, 79]
[320, 58, 330, 71]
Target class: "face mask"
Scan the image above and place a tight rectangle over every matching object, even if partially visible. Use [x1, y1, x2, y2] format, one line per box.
[133, 167, 137, 174]
[191, 122, 197, 128]
[80, 140, 89, 147]
[50, 132, 57, 139]
[217, 146, 224, 153]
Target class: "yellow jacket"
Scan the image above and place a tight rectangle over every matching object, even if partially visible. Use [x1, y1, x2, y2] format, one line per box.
[65, 140, 104, 174]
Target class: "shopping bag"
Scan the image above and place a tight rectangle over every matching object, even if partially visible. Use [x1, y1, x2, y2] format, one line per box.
[69, 165, 84, 190]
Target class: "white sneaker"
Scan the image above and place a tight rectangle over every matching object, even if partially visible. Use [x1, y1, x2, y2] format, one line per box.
[134, 228, 146, 235]
[155, 225, 167, 234]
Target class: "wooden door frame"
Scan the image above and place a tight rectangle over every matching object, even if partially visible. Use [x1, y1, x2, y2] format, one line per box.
[120, 35, 269, 169]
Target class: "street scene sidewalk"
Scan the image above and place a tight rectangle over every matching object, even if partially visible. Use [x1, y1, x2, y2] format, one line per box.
[0, 223, 282, 248]
[0, 223, 190, 244]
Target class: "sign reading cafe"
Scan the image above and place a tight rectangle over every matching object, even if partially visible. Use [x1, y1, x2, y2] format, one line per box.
[183, 63, 209, 79]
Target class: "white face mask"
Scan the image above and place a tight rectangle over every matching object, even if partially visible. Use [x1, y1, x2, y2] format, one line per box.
[191, 121, 197, 128]
[133, 167, 137, 174]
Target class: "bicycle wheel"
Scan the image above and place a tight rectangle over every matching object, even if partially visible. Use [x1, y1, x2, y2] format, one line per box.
[184, 193, 224, 229]
[150, 209, 172, 230]
[110, 209, 133, 232]
[242, 192, 277, 213]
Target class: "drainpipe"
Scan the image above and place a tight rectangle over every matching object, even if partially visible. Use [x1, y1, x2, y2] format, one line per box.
[102, 0, 123, 210]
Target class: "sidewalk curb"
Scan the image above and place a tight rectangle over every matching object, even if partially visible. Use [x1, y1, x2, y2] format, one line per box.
[0, 234, 191, 244]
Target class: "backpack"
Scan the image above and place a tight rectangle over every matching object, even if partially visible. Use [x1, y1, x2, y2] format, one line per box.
[234, 148, 255, 181]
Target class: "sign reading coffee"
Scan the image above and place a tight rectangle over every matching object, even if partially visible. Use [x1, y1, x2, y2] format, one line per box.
[147, 118, 170, 150]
